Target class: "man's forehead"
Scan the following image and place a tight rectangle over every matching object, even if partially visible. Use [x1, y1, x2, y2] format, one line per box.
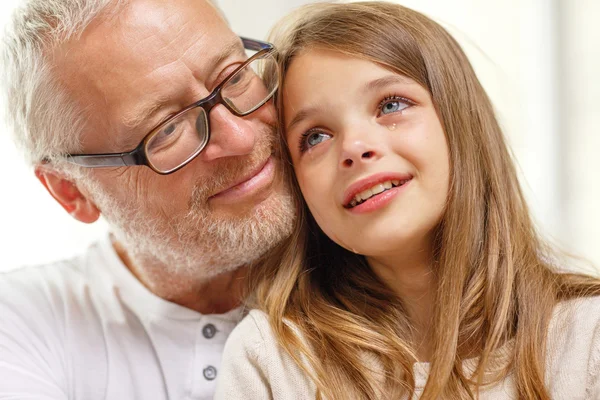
[52, 0, 238, 151]
[82, 0, 231, 69]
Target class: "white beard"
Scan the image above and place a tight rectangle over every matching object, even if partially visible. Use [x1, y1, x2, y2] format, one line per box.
[101, 186, 295, 280]
[80, 132, 295, 281]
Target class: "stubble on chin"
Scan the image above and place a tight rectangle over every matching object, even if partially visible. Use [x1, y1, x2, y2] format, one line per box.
[179, 130, 296, 276]
[95, 126, 295, 281]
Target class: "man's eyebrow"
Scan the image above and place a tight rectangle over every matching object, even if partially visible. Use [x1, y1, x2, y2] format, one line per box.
[122, 93, 171, 132]
[120, 39, 245, 146]
[209, 38, 246, 74]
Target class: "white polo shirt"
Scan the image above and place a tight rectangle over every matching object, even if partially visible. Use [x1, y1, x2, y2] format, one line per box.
[0, 235, 243, 399]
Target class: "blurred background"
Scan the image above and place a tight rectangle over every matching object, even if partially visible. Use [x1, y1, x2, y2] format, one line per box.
[0, 0, 598, 272]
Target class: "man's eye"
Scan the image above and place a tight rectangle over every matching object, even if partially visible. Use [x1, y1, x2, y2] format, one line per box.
[299, 130, 332, 153]
[228, 69, 246, 86]
[147, 120, 184, 152]
[162, 123, 176, 136]
[378, 96, 411, 116]
[214, 62, 244, 89]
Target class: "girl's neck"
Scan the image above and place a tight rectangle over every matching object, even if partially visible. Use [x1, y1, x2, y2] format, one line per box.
[367, 245, 436, 361]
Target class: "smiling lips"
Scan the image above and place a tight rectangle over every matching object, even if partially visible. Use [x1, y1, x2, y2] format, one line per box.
[343, 173, 413, 209]
[209, 156, 275, 203]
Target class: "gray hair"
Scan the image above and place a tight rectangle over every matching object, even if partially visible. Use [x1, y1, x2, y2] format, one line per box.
[0, 0, 129, 171]
[1, 0, 222, 172]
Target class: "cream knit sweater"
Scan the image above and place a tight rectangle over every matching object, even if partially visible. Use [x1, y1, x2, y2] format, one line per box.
[215, 296, 600, 399]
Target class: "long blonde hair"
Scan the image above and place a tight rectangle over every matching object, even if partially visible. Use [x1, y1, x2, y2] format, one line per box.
[250, 2, 600, 399]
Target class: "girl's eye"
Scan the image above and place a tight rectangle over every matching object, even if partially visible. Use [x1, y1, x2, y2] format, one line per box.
[378, 96, 412, 116]
[299, 129, 332, 152]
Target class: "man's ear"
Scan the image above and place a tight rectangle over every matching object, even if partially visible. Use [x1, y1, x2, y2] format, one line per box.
[34, 165, 101, 224]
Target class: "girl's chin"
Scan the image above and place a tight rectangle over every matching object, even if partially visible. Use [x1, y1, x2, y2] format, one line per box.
[339, 234, 434, 261]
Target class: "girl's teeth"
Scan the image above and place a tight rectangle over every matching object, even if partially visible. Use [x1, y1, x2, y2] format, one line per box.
[349, 179, 410, 207]
[371, 184, 385, 195]
[359, 188, 373, 201]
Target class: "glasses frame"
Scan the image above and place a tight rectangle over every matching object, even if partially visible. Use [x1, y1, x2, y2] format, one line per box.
[63, 37, 277, 175]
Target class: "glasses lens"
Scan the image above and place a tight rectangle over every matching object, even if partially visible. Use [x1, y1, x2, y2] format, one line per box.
[222, 51, 279, 115]
[145, 107, 209, 173]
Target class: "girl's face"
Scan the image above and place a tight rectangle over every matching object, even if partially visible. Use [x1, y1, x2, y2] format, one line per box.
[283, 49, 450, 259]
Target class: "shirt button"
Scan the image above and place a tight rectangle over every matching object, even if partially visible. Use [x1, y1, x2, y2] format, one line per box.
[202, 323, 217, 339]
[203, 366, 217, 381]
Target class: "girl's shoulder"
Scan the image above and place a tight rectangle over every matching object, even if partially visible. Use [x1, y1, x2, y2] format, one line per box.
[222, 309, 276, 361]
[548, 295, 600, 353]
[544, 295, 600, 398]
[550, 295, 600, 337]
[230, 309, 311, 348]
[217, 309, 317, 399]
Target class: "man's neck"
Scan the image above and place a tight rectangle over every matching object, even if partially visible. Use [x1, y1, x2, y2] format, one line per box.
[112, 239, 246, 314]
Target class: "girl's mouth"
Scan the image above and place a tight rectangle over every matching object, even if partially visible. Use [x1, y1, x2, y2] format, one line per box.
[345, 178, 411, 209]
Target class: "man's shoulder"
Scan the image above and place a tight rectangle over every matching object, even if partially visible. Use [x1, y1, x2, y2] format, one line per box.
[0, 238, 119, 329]
[0, 240, 106, 303]
[1, 259, 83, 293]
[0, 238, 148, 398]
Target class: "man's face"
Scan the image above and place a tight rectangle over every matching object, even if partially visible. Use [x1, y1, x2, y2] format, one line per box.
[53, 0, 294, 277]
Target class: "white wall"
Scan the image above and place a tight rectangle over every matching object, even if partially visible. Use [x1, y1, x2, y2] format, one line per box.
[560, 0, 600, 270]
[0, 0, 598, 271]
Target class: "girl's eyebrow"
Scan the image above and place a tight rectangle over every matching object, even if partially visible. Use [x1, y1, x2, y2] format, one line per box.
[287, 75, 413, 132]
[286, 105, 320, 132]
[363, 75, 412, 92]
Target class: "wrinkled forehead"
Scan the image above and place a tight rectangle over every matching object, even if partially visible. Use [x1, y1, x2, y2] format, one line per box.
[51, 0, 238, 152]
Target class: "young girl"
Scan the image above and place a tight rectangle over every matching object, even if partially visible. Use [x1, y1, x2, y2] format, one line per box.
[215, 2, 600, 399]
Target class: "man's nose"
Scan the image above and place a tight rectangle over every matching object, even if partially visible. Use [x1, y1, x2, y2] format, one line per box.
[199, 104, 256, 161]
[339, 132, 383, 169]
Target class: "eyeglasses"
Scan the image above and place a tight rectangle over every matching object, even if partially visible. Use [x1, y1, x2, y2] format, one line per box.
[62, 37, 279, 175]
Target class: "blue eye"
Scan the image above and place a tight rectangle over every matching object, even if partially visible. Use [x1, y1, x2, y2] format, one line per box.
[307, 132, 330, 146]
[299, 129, 332, 152]
[379, 96, 411, 116]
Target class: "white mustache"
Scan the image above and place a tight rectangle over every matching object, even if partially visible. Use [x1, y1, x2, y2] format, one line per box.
[188, 127, 276, 209]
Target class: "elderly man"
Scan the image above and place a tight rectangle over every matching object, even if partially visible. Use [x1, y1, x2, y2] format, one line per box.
[0, 0, 294, 398]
